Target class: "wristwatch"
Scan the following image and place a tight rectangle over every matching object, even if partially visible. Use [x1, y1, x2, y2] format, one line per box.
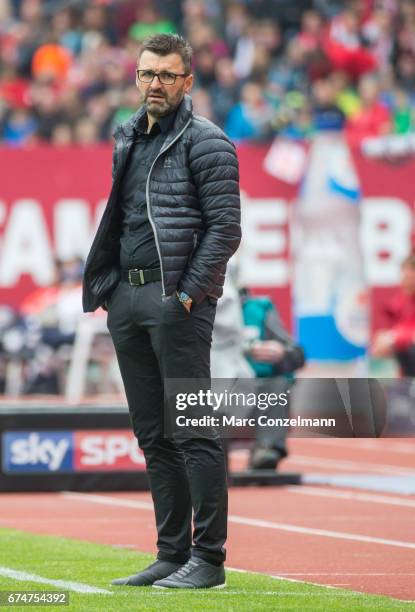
[176, 290, 193, 308]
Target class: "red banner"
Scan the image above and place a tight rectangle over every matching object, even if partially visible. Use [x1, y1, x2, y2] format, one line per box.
[350, 147, 415, 333]
[0, 145, 112, 308]
[235, 144, 300, 329]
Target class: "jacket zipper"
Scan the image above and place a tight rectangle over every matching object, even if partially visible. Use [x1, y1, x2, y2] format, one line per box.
[145, 117, 192, 298]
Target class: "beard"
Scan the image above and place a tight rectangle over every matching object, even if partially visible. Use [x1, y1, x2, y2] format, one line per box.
[144, 87, 184, 117]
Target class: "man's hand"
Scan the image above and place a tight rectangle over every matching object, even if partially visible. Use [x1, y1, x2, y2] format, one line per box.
[176, 290, 192, 312]
[249, 340, 285, 363]
[182, 300, 192, 313]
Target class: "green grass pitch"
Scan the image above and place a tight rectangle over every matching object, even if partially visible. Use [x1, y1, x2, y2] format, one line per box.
[0, 528, 412, 611]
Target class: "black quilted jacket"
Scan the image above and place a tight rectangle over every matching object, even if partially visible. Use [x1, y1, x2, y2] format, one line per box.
[82, 94, 241, 312]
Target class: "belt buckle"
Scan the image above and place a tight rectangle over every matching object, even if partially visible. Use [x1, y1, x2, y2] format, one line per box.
[128, 269, 136, 285]
[128, 269, 145, 285]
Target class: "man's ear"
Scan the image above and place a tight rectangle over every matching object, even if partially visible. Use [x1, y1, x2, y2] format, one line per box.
[184, 74, 193, 94]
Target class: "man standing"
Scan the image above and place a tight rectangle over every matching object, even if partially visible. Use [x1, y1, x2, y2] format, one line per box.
[82, 34, 241, 589]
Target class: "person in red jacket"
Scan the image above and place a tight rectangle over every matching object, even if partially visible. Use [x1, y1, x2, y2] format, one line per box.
[371, 253, 415, 375]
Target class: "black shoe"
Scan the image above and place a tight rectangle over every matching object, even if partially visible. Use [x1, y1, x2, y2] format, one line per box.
[153, 557, 226, 589]
[249, 445, 287, 470]
[111, 560, 183, 586]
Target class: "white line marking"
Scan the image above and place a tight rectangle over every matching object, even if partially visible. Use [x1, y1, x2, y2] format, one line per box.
[285, 486, 415, 508]
[305, 439, 415, 454]
[228, 567, 415, 603]
[62, 492, 153, 511]
[227, 566, 322, 587]
[63, 492, 415, 550]
[148, 591, 339, 596]
[0, 566, 112, 594]
[287, 455, 415, 477]
[271, 573, 415, 576]
[228, 514, 415, 550]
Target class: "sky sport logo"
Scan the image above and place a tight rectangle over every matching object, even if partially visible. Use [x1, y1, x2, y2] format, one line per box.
[3, 432, 72, 472]
[2, 431, 146, 473]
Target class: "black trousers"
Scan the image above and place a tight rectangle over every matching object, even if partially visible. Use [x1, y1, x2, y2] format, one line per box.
[107, 279, 227, 565]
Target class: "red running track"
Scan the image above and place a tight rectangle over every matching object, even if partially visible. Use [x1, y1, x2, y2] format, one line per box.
[0, 439, 414, 602]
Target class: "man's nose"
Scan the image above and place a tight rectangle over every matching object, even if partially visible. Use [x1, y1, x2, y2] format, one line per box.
[151, 75, 163, 87]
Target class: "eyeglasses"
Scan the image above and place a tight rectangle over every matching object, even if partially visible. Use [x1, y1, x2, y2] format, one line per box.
[136, 69, 188, 85]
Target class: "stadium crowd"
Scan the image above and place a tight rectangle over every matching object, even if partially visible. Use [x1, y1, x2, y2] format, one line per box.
[0, 0, 414, 147]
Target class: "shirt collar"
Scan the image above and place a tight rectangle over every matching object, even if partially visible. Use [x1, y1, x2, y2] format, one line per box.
[135, 108, 177, 135]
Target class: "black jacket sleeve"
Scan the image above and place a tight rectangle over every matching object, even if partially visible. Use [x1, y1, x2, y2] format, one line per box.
[179, 128, 242, 303]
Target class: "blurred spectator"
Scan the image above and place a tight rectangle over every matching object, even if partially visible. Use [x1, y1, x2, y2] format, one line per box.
[224, 2, 251, 54]
[0, 66, 30, 109]
[128, 5, 176, 41]
[193, 45, 217, 88]
[74, 116, 100, 145]
[2, 108, 37, 145]
[268, 39, 307, 95]
[211, 258, 255, 379]
[85, 93, 113, 140]
[393, 89, 414, 134]
[346, 74, 391, 144]
[111, 84, 139, 129]
[279, 102, 315, 140]
[191, 87, 214, 122]
[311, 77, 345, 130]
[13, 0, 49, 78]
[29, 81, 64, 141]
[51, 122, 73, 147]
[323, 5, 378, 78]
[82, 4, 116, 46]
[225, 81, 274, 142]
[371, 253, 415, 376]
[209, 57, 240, 128]
[233, 20, 279, 80]
[362, 8, 394, 69]
[330, 70, 362, 118]
[0, 257, 85, 394]
[396, 52, 415, 92]
[241, 289, 305, 470]
[31, 40, 73, 83]
[297, 9, 324, 54]
[50, 7, 83, 57]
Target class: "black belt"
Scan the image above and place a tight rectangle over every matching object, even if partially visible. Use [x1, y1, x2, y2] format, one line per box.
[121, 268, 161, 286]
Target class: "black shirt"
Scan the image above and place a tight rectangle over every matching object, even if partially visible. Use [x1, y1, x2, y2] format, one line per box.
[119, 110, 176, 270]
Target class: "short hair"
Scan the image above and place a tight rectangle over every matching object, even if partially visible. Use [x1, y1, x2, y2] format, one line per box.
[138, 34, 193, 74]
[402, 253, 415, 269]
